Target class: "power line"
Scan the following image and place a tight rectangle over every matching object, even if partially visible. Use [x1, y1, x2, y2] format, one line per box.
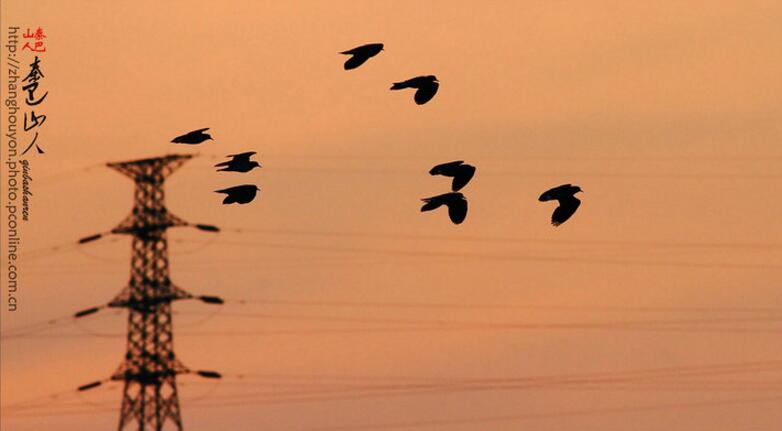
[171, 237, 782, 271]
[5, 360, 781, 419]
[222, 297, 782, 314]
[217, 226, 782, 251]
[292, 395, 782, 431]
[6, 303, 782, 342]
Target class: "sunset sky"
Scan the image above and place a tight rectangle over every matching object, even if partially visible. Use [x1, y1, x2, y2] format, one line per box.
[2, 1, 782, 430]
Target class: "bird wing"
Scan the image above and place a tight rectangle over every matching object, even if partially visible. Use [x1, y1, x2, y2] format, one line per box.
[551, 197, 580, 226]
[344, 55, 370, 70]
[447, 197, 468, 224]
[340, 47, 363, 55]
[172, 128, 210, 143]
[414, 82, 439, 105]
[229, 184, 257, 193]
[216, 185, 258, 202]
[340, 43, 382, 56]
[392, 75, 429, 89]
[223, 184, 256, 194]
[538, 184, 573, 202]
[216, 188, 237, 202]
[226, 151, 256, 161]
[429, 160, 464, 175]
[451, 165, 476, 192]
[341, 43, 383, 70]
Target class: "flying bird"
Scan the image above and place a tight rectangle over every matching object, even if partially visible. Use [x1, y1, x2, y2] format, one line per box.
[420, 192, 468, 225]
[340, 43, 384, 70]
[214, 152, 261, 173]
[538, 184, 583, 226]
[171, 128, 213, 145]
[391, 75, 439, 105]
[215, 184, 260, 205]
[429, 160, 476, 191]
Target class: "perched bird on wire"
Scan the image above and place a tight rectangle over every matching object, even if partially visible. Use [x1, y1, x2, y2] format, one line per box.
[171, 128, 213, 145]
[420, 192, 468, 225]
[216, 184, 260, 205]
[391, 75, 439, 105]
[538, 184, 583, 226]
[340, 43, 384, 70]
[429, 160, 476, 191]
[214, 152, 261, 173]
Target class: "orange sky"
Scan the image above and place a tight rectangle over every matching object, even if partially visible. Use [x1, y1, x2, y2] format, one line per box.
[2, 1, 782, 430]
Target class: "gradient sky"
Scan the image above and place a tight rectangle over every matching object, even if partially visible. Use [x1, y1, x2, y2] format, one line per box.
[2, 1, 782, 430]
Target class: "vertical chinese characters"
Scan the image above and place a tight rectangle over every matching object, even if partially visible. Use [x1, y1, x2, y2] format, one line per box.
[21, 27, 47, 155]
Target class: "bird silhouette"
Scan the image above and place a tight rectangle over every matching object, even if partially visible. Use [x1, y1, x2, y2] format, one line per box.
[421, 192, 468, 224]
[391, 75, 439, 105]
[215, 184, 260, 204]
[171, 128, 213, 144]
[340, 43, 384, 70]
[538, 184, 582, 226]
[429, 160, 476, 191]
[214, 152, 261, 173]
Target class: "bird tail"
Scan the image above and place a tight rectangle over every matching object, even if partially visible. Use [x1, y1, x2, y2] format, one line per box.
[339, 47, 359, 55]
[215, 189, 235, 204]
[390, 82, 407, 90]
[420, 198, 443, 212]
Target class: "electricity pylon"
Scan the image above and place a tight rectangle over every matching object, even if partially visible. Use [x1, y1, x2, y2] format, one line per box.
[76, 154, 222, 431]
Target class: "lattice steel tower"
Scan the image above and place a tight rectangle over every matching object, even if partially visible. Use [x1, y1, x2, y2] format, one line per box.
[79, 154, 222, 431]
